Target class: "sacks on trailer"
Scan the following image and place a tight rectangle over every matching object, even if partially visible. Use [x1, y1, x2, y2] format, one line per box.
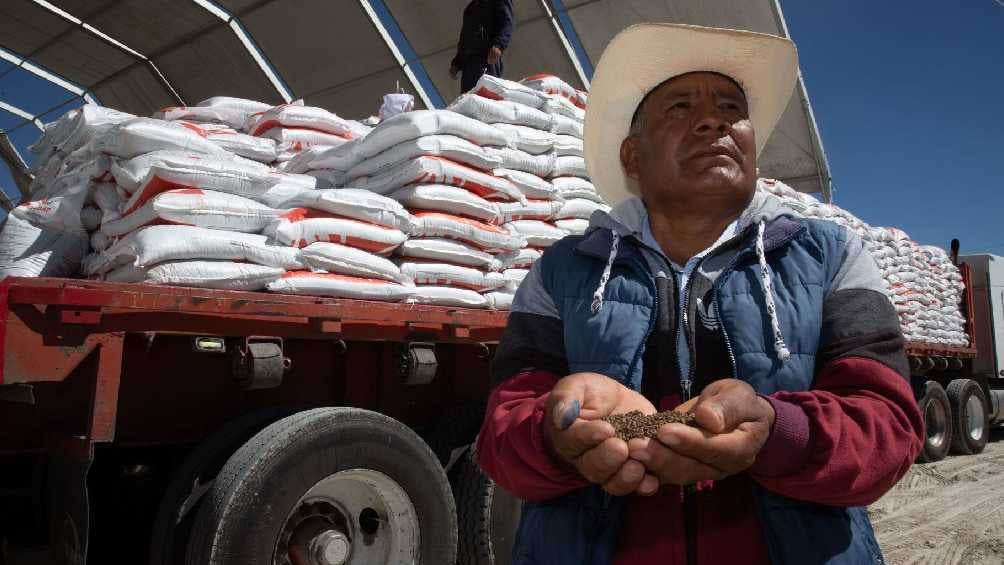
[390, 185, 502, 225]
[353, 110, 510, 160]
[300, 242, 412, 284]
[101, 189, 284, 237]
[81, 206, 102, 231]
[405, 286, 489, 308]
[396, 238, 503, 271]
[94, 118, 227, 159]
[90, 231, 112, 252]
[490, 123, 553, 155]
[90, 182, 125, 222]
[505, 220, 567, 248]
[196, 96, 275, 128]
[473, 74, 584, 121]
[354, 157, 525, 202]
[346, 135, 501, 179]
[0, 207, 89, 279]
[502, 268, 529, 292]
[106, 260, 284, 291]
[83, 225, 305, 276]
[497, 248, 542, 270]
[412, 212, 525, 252]
[268, 210, 408, 253]
[550, 156, 588, 179]
[396, 261, 505, 292]
[202, 129, 278, 163]
[497, 200, 563, 222]
[259, 127, 354, 148]
[267, 271, 415, 301]
[484, 146, 555, 177]
[280, 189, 415, 232]
[154, 106, 250, 130]
[553, 135, 583, 157]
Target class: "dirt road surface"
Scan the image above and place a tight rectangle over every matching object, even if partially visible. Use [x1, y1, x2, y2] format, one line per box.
[870, 431, 1004, 564]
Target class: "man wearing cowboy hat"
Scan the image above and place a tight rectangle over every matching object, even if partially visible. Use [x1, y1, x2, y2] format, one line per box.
[476, 24, 923, 564]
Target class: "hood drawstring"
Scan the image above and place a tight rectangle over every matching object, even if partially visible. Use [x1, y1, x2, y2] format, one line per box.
[756, 221, 791, 361]
[591, 232, 620, 314]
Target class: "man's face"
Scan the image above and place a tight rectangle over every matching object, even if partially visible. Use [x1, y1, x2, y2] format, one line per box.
[620, 72, 757, 206]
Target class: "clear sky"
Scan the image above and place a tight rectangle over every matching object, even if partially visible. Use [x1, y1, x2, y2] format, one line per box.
[1, 1, 1002, 254]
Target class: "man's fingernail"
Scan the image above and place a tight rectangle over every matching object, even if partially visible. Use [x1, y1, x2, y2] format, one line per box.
[631, 450, 650, 462]
[660, 432, 680, 447]
[557, 399, 580, 430]
[592, 430, 609, 442]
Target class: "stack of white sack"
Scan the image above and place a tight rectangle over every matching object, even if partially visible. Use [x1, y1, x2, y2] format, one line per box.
[263, 188, 418, 301]
[445, 74, 609, 308]
[758, 178, 968, 347]
[245, 103, 372, 163]
[280, 108, 533, 309]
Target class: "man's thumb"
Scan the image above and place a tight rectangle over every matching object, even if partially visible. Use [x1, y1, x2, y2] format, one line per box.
[553, 399, 581, 430]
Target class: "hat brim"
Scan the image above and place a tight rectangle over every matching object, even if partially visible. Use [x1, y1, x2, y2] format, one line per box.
[584, 23, 799, 206]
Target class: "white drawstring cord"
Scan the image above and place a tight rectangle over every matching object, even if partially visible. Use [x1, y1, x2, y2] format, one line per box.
[756, 221, 791, 361]
[591, 232, 620, 314]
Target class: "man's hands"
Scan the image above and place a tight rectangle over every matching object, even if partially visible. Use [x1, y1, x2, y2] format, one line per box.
[628, 379, 775, 485]
[544, 373, 660, 496]
[487, 45, 503, 65]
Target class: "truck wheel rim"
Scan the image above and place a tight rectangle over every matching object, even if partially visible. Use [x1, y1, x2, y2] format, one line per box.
[925, 400, 947, 449]
[274, 469, 419, 565]
[967, 395, 985, 441]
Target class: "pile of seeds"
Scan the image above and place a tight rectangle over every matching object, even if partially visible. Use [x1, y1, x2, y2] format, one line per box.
[603, 410, 697, 441]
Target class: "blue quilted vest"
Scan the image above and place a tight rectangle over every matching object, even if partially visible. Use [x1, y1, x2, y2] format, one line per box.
[510, 216, 885, 565]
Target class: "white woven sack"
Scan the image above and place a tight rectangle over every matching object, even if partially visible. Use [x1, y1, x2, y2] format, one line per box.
[551, 156, 588, 179]
[81, 206, 102, 231]
[497, 199, 563, 222]
[391, 185, 502, 225]
[484, 146, 555, 177]
[205, 130, 278, 163]
[83, 225, 305, 276]
[108, 260, 284, 291]
[553, 135, 584, 157]
[397, 261, 505, 292]
[449, 94, 554, 131]
[247, 105, 371, 139]
[555, 198, 609, 220]
[94, 118, 228, 159]
[506, 220, 567, 248]
[396, 238, 503, 271]
[353, 110, 510, 160]
[485, 291, 515, 310]
[281, 189, 415, 233]
[268, 271, 415, 301]
[101, 189, 284, 237]
[520, 74, 587, 108]
[197, 96, 274, 115]
[405, 286, 489, 308]
[355, 157, 525, 202]
[112, 150, 271, 194]
[30, 105, 135, 165]
[493, 168, 556, 200]
[551, 177, 603, 202]
[347, 135, 501, 179]
[260, 127, 355, 148]
[90, 231, 112, 252]
[497, 247, 542, 269]
[286, 141, 362, 174]
[412, 212, 525, 252]
[268, 212, 407, 254]
[0, 213, 88, 279]
[554, 218, 589, 236]
[472, 74, 554, 110]
[502, 268, 529, 292]
[301, 242, 412, 284]
[90, 182, 125, 221]
[490, 123, 554, 155]
[154, 106, 249, 130]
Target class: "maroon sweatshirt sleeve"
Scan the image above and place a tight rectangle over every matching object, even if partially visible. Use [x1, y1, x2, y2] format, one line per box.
[475, 370, 591, 502]
[749, 356, 923, 506]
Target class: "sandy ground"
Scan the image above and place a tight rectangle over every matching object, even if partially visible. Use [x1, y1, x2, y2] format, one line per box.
[869, 430, 1004, 564]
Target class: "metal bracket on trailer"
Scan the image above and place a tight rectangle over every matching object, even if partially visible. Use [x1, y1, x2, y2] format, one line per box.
[399, 342, 438, 385]
[231, 336, 290, 390]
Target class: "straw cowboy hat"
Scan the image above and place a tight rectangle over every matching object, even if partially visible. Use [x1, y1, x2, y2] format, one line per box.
[584, 23, 800, 205]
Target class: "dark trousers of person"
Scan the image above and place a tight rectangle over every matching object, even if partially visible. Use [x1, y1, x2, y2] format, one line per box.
[461, 60, 503, 93]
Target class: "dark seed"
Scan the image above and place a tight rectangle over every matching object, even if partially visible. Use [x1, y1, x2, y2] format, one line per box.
[602, 410, 697, 441]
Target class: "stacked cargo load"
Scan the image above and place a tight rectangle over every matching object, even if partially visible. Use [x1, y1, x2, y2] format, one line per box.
[759, 179, 969, 347]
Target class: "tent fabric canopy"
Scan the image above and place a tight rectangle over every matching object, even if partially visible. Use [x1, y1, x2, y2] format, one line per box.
[0, 0, 831, 200]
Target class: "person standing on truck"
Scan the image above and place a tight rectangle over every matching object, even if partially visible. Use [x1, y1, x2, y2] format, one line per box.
[449, 0, 514, 93]
[476, 23, 924, 565]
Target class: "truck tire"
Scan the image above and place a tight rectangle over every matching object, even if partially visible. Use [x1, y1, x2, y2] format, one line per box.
[185, 407, 457, 565]
[946, 379, 989, 455]
[451, 449, 522, 565]
[149, 407, 299, 565]
[918, 380, 953, 463]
